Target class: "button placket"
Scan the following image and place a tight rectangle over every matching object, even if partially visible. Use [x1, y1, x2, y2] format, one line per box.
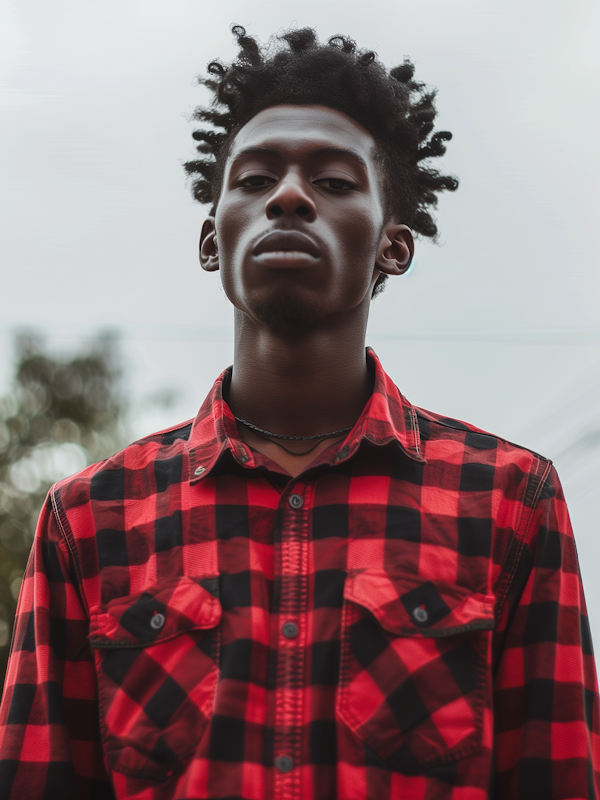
[273, 484, 309, 797]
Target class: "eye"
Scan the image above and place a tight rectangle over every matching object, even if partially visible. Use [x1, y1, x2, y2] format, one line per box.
[316, 177, 354, 191]
[239, 175, 275, 188]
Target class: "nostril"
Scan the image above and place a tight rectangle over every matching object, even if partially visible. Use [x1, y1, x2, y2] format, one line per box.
[266, 199, 314, 220]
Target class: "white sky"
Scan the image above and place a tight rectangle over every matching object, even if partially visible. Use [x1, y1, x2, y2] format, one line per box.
[2, 0, 600, 637]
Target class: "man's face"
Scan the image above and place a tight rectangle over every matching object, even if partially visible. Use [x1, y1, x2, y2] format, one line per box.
[201, 104, 409, 335]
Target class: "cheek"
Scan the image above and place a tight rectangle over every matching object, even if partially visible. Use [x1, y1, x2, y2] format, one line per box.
[336, 208, 381, 283]
[214, 202, 253, 288]
[215, 204, 242, 261]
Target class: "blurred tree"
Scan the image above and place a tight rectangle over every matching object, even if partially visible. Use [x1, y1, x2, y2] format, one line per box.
[0, 332, 127, 695]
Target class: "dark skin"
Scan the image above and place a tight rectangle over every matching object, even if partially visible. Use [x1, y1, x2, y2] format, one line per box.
[200, 105, 414, 477]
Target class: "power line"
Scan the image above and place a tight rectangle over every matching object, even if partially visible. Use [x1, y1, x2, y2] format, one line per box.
[2, 323, 600, 345]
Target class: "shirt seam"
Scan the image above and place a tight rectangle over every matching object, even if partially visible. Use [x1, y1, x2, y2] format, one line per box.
[50, 484, 90, 615]
[493, 455, 553, 619]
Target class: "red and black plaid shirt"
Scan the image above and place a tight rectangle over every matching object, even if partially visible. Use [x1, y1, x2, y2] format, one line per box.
[1, 349, 599, 799]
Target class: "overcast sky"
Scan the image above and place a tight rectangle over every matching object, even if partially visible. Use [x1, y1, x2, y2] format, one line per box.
[2, 0, 600, 636]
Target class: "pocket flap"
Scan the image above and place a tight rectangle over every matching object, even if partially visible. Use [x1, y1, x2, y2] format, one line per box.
[344, 570, 494, 637]
[88, 576, 221, 648]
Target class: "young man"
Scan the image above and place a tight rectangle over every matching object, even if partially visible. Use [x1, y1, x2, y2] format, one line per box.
[1, 25, 598, 800]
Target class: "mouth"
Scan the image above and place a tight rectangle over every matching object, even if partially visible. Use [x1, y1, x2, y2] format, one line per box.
[252, 230, 320, 265]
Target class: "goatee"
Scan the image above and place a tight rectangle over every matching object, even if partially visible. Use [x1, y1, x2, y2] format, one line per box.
[252, 291, 321, 338]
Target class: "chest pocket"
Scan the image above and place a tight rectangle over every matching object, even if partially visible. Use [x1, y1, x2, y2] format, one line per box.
[88, 576, 222, 782]
[337, 570, 495, 773]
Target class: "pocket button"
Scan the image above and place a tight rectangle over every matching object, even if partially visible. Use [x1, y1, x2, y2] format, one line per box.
[150, 612, 166, 630]
[413, 606, 429, 624]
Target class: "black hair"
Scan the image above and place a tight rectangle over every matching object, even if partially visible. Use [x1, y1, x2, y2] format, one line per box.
[184, 25, 458, 295]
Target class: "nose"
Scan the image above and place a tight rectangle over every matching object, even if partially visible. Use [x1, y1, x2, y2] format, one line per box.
[265, 173, 316, 222]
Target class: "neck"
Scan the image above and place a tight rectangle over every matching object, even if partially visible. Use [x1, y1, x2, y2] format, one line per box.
[227, 308, 373, 438]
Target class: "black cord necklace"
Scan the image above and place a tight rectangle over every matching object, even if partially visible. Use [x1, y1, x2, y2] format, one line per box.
[234, 415, 352, 457]
[234, 416, 352, 441]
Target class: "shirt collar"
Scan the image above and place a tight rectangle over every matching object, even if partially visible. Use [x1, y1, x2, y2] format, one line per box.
[188, 348, 425, 484]
[340, 348, 425, 465]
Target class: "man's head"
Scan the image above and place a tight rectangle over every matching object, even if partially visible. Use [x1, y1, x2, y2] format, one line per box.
[186, 26, 458, 301]
[199, 103, 416, 336]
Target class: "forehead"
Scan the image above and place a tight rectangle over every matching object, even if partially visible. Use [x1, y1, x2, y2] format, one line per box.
[228, 104, 377, 164]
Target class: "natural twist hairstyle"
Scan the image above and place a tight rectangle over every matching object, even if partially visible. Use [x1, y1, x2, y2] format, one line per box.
[184, 25, 458, 295]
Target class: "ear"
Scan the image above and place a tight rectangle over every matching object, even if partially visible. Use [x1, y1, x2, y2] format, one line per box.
[375, 224, 414, 276]
[199, 217, 220, 272]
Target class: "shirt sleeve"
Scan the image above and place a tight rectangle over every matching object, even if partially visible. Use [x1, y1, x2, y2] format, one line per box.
[493, 464, 600, 798]
[0, 493, 114, 799]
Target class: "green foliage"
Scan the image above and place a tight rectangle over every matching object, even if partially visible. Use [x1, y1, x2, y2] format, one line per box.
[0, 333, 127, 695]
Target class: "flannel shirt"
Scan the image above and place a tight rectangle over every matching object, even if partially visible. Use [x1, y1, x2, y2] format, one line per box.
[0, 348, 598, 800]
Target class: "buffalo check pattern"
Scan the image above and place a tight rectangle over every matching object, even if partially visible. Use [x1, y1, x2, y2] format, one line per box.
[1, 349, 599, 799]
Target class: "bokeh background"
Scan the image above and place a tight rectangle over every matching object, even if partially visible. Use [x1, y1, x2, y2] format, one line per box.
[1, 0, 599, 687]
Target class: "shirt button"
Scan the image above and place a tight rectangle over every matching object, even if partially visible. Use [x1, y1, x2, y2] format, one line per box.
[413, 606, 428, 624]
[194, 466, 206, 477]
[282, 621, 299, 639]
[275, 755, 294, 773]
[288, 493, 304, 509]
[150, 612, 165, 630]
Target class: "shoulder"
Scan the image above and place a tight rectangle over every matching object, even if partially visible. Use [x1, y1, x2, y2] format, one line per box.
[50, 418, 195, 518]
[415, 404, 547, 460]
[413, 405, 552, 500]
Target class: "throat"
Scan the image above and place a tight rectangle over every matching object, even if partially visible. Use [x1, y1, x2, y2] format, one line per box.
[226, 310, 375, 472]
[229, 301, 374, 439]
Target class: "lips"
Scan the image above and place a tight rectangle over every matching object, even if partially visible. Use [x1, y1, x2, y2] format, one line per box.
[253, 230, 320, 258]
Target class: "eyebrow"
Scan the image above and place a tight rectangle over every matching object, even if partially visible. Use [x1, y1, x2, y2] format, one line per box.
[230, 145, 369, 171]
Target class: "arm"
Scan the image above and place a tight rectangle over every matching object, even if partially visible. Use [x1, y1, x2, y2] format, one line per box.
[494, 465, 600, 798]
[0, 494, 113, 799]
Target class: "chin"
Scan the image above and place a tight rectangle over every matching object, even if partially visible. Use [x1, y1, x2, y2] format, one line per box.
[252, 292, 322, 337]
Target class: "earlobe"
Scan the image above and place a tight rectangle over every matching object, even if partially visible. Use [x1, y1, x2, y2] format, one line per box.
[199, 217, 220, 272]
[376, 224, 414, 276]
